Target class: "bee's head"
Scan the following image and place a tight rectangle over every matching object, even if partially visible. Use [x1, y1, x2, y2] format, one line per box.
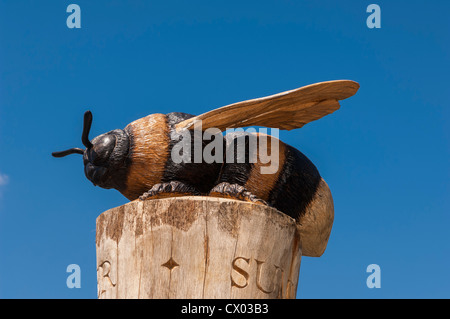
[52, 111, 129, 190]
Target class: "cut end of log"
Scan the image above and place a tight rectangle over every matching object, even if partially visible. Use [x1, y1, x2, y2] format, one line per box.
[96, 196, 303, 299]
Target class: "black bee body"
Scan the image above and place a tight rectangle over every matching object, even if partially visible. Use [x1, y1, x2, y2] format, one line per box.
[160, 112, 322, 220]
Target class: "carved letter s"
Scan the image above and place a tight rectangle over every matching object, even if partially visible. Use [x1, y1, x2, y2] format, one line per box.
[230, 257, 250, 288]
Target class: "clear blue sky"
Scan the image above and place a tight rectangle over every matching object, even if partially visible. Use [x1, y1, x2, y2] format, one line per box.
[0, 0, 449, 298]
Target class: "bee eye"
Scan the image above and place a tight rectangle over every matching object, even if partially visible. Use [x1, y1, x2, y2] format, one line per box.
[90, 134, 116, 166]
[88, 148, 98, 163]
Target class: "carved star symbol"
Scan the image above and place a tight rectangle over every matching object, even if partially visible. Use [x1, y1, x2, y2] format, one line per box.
[161, 257, 179, 271]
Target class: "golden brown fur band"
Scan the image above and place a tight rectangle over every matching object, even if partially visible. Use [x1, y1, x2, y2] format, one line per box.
[244, 133, 286, 202]
[122, 114, 169, 200]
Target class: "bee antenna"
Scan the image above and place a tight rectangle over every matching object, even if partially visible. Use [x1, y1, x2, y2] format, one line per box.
[52, 148, 84, 157]
[82, 110, 93, 149]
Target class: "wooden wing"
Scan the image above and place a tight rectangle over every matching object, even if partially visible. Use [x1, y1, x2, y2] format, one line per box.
[175, 80, 359, 131]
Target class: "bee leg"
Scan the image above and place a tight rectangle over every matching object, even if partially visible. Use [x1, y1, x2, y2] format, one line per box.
[139, 181, 201, 200]
[209, 182, 268, 205]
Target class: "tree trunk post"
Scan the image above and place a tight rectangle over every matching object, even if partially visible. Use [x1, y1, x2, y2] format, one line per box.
[96, 196, 302, 299]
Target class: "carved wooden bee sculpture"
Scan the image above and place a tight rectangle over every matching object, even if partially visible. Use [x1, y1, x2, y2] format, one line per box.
[52, 80, 359, 256]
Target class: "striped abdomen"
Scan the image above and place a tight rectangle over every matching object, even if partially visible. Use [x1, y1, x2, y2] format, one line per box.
[218, 132, 334, 256]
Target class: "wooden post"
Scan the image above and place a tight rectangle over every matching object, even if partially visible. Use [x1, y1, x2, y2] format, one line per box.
[96, 196, 302, 299]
